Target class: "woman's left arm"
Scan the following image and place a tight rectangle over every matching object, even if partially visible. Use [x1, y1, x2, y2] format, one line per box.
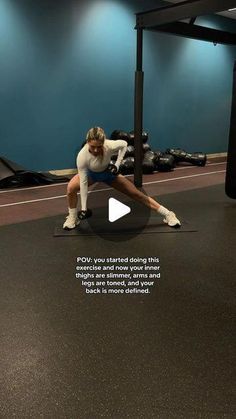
[109, 140, 127, 170]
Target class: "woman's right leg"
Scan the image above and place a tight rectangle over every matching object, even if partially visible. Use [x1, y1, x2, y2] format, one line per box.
[63, 174, 94, 230]
[67, 174, 81, 209]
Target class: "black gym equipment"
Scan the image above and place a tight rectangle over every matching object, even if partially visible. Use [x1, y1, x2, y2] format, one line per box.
[226, 61, 236, 199]
[125, 144, 150, 157]
[125, 145, 135, 158]
[129, 130, 149, 144]
[110, 130, 130, 143]
[0, 156, 69, 189]
[106, 164, 118, 175]
[166, 148, 188, 163]
[185, 152, 207, 166]
[133, 0, 236, 187]
[166, 149, 207, 167]
[142, 150, 155, 174]
[155, 154, 175, 172]
[78, 209, 93, 220]
[142, 143, 151, 153]
[120, 157, 135, 175]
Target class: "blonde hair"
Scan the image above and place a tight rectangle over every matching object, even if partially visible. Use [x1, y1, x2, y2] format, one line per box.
[86, 127, 106, 143]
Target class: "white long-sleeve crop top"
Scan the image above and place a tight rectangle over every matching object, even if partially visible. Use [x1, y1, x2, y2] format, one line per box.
[76, 139, 127, 210]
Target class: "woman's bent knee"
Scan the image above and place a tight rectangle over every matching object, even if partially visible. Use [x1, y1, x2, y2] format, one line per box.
[67, 181, 80, 195]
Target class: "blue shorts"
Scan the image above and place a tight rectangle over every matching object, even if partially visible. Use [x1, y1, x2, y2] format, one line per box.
[87, 169, 117, 185]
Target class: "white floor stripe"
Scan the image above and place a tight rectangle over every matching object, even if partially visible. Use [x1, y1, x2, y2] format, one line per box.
[143, 170, 226, 186]
[0, 182, 68, 194]
[0, 162, 226, 194]
[0, 169, 225, 208]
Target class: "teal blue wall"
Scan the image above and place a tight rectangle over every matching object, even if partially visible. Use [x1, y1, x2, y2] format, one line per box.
[0, 0, 236, 170]
[144, 15, 236, 153]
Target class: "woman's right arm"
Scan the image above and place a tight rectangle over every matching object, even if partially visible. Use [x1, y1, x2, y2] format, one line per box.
[77, 151, 88, 211]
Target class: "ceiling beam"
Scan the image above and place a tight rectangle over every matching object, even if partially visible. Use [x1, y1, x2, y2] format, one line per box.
[136, 0, 236, 28]
[148, 21, 236, 44]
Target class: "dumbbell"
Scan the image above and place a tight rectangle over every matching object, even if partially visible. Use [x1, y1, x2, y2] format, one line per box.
[78, 209, 92, 220]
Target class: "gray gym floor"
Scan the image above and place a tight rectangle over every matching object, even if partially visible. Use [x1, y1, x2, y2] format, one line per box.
[0, 163, 235, 418]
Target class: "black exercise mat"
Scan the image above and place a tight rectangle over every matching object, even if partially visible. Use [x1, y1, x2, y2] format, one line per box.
[54, 217, 197, 236]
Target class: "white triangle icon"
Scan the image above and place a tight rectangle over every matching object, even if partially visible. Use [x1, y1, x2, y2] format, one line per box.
[108, 198, 131, 223]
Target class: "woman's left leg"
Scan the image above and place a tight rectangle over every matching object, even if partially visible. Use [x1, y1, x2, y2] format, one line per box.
[110, 175, 181, 227]
[111, 175, 160, 210]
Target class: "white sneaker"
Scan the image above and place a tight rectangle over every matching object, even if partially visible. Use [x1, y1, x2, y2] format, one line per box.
[63, 214, 80, 230]
[163, 211, 181, 228]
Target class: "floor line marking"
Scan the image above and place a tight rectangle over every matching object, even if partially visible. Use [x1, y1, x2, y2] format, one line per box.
[0, 182, 68, 194]
[142, 170, 225, 186]
[0, 162, 226, 194]
[0, 170, 225, 208]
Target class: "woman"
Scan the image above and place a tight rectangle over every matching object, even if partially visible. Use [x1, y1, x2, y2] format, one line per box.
[63, 127, 181, 229]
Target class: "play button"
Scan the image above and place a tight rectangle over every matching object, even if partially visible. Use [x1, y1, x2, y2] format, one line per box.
[108, 198, 131, 222]
[86, 183, 151, 242]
